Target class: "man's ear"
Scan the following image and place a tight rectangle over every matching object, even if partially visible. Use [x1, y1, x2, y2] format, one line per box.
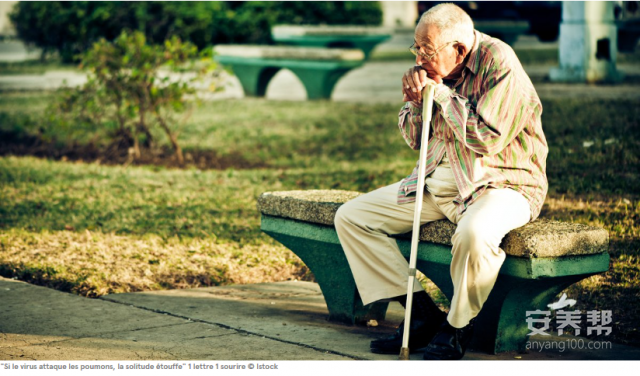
[455, 43, 468, 64]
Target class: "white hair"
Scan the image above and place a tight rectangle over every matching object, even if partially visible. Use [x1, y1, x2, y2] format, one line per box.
[418, 3, 475, 47]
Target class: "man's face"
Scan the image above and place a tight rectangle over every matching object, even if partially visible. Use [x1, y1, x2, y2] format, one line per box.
[413, 23, 460, 80]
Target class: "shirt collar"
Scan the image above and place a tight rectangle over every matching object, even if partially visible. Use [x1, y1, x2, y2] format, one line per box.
[465, 30, 482, 75]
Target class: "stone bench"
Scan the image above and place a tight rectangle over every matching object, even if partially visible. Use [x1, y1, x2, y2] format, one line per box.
[257, 190, 610, 354]
[214, 45, 364, 100]
[272, 25, 392, 59]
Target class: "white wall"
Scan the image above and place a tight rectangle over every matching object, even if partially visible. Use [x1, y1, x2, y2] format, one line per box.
[0, 1, 18, 37]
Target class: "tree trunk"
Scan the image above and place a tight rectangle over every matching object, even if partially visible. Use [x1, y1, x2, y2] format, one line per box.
[137, 103, 154, 149]
[155, 113, 184, 166]
[132, 135, 141, 159]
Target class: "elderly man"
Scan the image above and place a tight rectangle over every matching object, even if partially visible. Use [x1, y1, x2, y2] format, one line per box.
[334, 3, 548, 360]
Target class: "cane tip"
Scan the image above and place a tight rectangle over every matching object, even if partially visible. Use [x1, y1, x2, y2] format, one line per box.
[398, 347, 410, 360]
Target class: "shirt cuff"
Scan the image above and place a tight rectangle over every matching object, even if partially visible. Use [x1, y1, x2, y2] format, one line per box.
[407, 100, 422, 111]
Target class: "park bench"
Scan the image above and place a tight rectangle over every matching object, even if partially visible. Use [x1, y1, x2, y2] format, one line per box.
[272, 25, 392, 59]
[214, 45, 364, 100]
[257, 190, 610, 354]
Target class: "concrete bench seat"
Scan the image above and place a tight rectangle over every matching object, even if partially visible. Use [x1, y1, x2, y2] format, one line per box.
[257, 190, 610, 353]
[272, 25, 392, 59]
[214, 45, 365, 100]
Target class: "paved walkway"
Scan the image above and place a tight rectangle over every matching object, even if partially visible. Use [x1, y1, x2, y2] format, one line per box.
[2, 276, 637, 361]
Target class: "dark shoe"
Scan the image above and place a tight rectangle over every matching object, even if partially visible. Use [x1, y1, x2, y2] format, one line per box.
[423, 319, 475, 360]
[370, 313, 446, 354]
[370, 291, 446, 354]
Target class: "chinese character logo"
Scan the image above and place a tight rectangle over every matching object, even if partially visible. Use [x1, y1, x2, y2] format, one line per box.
[525, 294, 612, 337]
[547, 293, 577, 310]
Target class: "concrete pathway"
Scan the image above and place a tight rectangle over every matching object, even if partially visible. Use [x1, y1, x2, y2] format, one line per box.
[0, 277, 348, 360]
[0, 40, 41, 62]
[1, 276, 637, 361]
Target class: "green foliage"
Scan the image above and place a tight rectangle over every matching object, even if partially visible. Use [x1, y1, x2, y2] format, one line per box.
[223, 1, 383, 44]
[8, 1, 228, 62]
[47, 31, 217, 164]
[9, 1, 382, 63]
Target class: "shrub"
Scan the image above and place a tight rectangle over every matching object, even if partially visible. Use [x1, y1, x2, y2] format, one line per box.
[47, 30, 217, 164]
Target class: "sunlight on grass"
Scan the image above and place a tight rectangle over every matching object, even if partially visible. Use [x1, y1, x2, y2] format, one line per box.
[0, 228, 307, 297]
[1, 89, 639, 346]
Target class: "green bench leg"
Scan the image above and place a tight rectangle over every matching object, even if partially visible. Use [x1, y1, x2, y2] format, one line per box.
[261, 215, 388, 324]
[472, 253, 610, 353]
[289, 67, 353, 100]
[227, 65, 281, 97]
[399, 237, 610, 354]
[472, 275, 584, 353]
[227, 64, 351, 100]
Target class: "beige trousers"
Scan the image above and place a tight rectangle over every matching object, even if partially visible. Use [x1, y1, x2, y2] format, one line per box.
[334, 182, 531, 328]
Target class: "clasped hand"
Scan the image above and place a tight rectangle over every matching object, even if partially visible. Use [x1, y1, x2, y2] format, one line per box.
[402, 66, 441, 103]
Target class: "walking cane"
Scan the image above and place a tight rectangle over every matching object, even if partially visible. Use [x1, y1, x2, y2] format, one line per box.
[399, 83, 436, 360]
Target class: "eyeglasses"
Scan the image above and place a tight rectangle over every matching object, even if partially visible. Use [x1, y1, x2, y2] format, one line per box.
[409, 41, 458, 61]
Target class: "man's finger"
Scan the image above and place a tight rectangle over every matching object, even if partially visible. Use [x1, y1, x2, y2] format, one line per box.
[405, 69, 418, 93]
[403, 72, 413, 91]
[403, 86, 419, 103]
[421, 70, 429, 86]
[411, 69, 423, 93]
[403, 86, 417, 103]
[414, 67, 428, 90]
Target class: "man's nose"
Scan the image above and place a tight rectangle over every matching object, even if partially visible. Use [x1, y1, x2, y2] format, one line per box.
[416, 55, 431, 67]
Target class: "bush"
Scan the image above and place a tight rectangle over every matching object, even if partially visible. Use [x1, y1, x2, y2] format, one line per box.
[9, 2, 383, 63]
[47, 30, 217, 164]
[223, 1, 383, 44]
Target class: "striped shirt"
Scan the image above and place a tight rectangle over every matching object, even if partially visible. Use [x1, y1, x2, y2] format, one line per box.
[397, 30, 548, 220]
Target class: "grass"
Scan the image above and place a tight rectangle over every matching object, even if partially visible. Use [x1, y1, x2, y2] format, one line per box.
[0, 60, 79, 75]
[1, 91, 639, 346]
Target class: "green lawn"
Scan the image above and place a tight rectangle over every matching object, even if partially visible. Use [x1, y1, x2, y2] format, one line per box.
[1, 92, 639, 346]
[0, 60, 79, 75]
